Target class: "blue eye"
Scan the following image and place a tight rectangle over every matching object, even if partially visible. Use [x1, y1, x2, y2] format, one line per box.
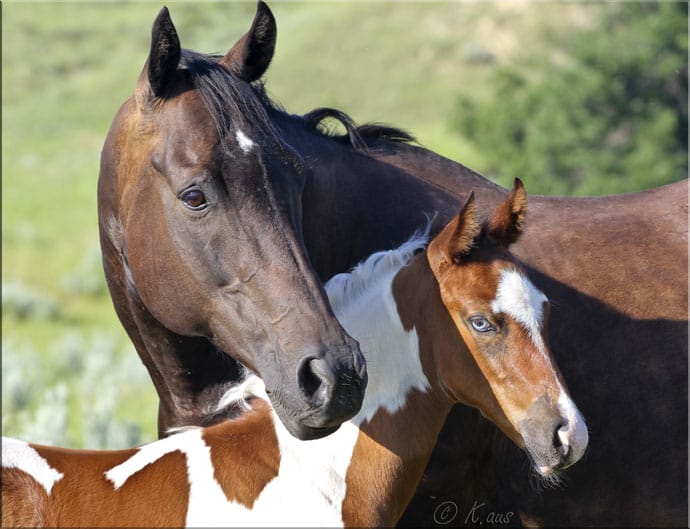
[469, 315, 494, 333]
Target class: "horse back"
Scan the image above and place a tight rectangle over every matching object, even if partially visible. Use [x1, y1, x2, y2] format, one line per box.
[2, 440, 189, 527]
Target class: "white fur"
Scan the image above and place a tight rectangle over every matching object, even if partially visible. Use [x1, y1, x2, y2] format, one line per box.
[108, 375, 267, 489]
[235, 130, 256, 153]
[491, 270, 588, 466]
[557, 392, 589, 465]
[491, 269, 548, 351]
[213, 372, 267, 414]
[326, 232, 431, 422]
[2, 437, 63, 494]
[106, 431, 196, 490]
[102, 232, 431, 527]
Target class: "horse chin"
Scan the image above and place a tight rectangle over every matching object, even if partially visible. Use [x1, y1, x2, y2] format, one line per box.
[268, 396, 346, 440]
[523, 444, 568, 482]
[536, 464, 557, 477]
[280, 418, 341, 441]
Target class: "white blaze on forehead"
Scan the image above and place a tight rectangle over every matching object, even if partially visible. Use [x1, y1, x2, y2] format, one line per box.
[2, 437, 64, 494]
[491, 268, 548, 344]
[236, 129, 256, 153]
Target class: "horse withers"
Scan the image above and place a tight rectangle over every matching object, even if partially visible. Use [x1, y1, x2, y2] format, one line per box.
[97, 4, 366, 440]
[2, 182, 587, 527]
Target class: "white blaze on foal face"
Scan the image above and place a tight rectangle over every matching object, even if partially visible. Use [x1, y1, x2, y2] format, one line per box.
[464, 264, 561, 418]
[440, 261, 561, 416]
[435, 254, 588, 474]
[491, 268, 548, 350]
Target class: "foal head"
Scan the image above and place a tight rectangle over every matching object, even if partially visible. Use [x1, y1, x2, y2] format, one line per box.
[427, 180, 588, 475]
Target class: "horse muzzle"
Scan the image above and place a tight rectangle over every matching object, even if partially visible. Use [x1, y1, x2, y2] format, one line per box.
[518, 393, 589, 476]
[267, 342, 368, 440]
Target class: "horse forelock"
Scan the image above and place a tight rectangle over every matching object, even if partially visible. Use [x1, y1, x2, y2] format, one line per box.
[176, 50, 304, 171]
[166, 50, 410, 167]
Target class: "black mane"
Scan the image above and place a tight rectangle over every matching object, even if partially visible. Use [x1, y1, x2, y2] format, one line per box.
[179, 50, 415, 154]
[251, 78, 416, 151]
[302, 108, 416, 151]
[180, 50, 281, 144]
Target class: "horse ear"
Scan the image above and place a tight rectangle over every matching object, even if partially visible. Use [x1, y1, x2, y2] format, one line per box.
[136, 6, 181, 106]
[428, 192, 482, 273]
[221, 1, 277, 82]
[487, 178, 528, 246]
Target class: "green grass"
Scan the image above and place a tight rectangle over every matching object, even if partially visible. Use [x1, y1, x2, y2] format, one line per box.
[1, 1, 629, 448]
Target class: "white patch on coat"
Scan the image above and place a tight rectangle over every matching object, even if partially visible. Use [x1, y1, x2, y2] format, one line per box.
[105, 430, 197, 490]
[102, 230, 432, 527]
[225, 231, 432, 526]
[326, 231, 431, 423]
[236, 130, 256, 153]
[2, 437, 64, 494]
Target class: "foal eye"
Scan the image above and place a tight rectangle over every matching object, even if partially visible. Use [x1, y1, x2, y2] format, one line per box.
[469, 316, 494, 333]
[179, 188, 207, 211]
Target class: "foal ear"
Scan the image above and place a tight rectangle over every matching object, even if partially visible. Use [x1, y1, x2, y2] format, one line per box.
[487, 178, 528, 246]
[428, 192, 482, 272]
[136, 6, 181, 105]
[221, 1, 277, 82]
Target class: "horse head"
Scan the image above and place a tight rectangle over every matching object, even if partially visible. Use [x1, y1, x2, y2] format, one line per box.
[98, 4, 366, 440]
[427, 179, 588, 475]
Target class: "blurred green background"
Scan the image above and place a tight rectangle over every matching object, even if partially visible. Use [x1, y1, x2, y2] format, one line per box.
[2, 1, 687, 449]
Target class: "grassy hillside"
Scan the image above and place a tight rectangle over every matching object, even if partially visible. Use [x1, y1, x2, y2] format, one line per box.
[2, 1, 679, 448]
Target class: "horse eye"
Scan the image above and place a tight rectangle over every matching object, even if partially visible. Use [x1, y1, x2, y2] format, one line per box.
[469, 315, 494, 333]
[179, 189, 207, 210]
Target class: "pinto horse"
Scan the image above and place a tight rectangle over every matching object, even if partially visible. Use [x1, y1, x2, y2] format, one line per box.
[2, 185, 588, 528]
[99, 3, 687, 526]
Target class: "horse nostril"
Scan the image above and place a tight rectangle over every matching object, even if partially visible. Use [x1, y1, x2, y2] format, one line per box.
[555, 421, 572, 459]
[297, 357, 333, 408]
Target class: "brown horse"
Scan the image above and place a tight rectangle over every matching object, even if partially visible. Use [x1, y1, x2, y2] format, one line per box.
[2, 185, 588, 527]
[97, 5, 367, 441]
[98, 3, 687, 526]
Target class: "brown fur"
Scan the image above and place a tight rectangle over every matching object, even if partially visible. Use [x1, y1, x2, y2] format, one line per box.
[3, 191, 581, 528]
[340, 189, 580, 527]
[206, 399, 280, 508]
[343, 391, 450, 527]
[1, 406, 282, 527]
[2, 468, 51, 527]
[447, 192, 482, 261]
[95, 7, 687, 524]
[487, 178, 527, 245]
[99, 4, 367, 443]
[43, 448, 188, 527]
[220, 1, 276, 82]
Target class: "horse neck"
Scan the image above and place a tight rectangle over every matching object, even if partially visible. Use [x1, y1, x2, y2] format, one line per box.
[323, 242, 453, 526]
[1, 248, 453, 527]
[272, 112, 510, 281]
[272, 117, 455, 280]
